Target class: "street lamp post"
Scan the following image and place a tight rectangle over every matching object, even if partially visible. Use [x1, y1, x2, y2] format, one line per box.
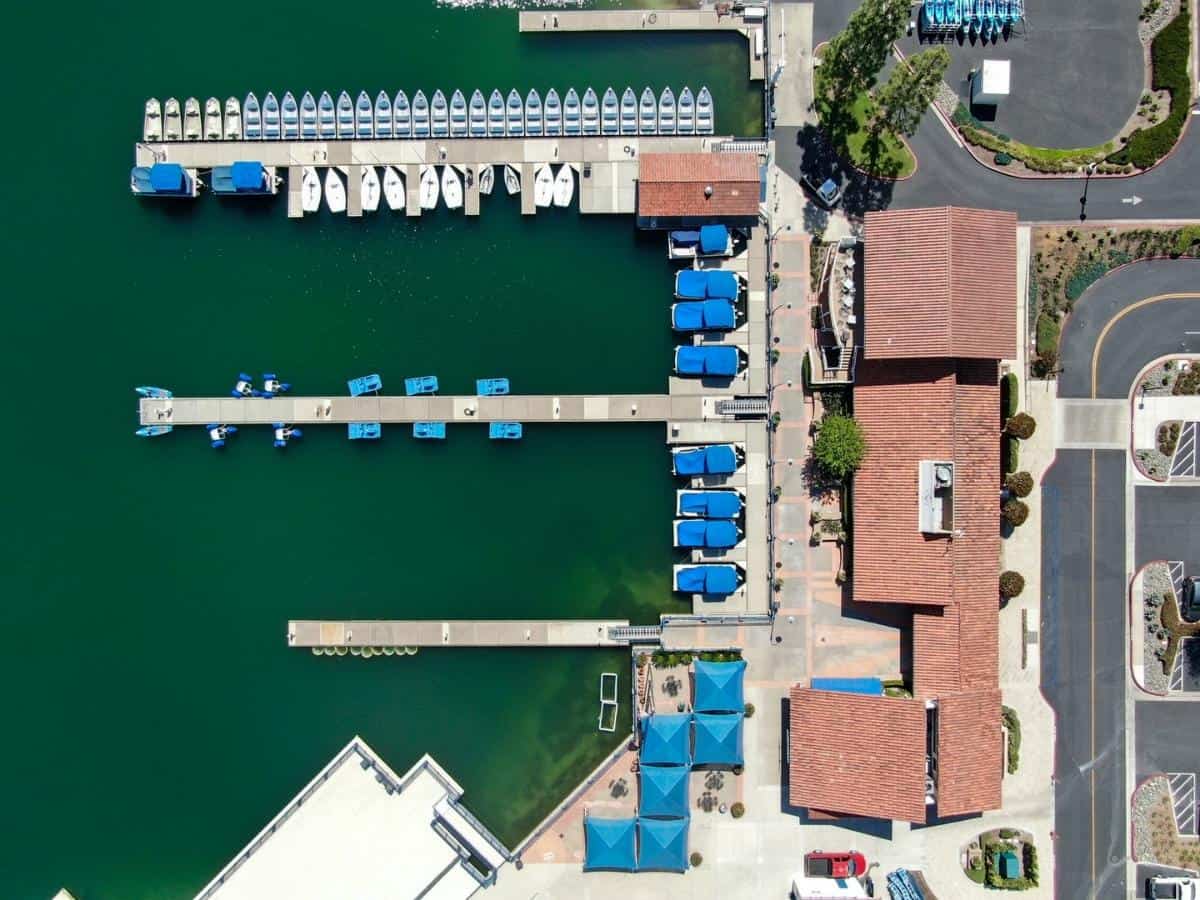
[1078, 162, 1098, 222]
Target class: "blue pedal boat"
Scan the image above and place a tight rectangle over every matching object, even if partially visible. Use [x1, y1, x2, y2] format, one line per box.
[489, 422, 523, 440]
[206, 423, 238, 449]
[476, 377, 510, 396]
[261, 373, 291, 398]
[231, 373, 259, 398]
[413, 421, 447, 440]
[404, 375, 439, 396]
[273, 423, 303, 448]
[347, 374, 382, 396]
[348, 423, 382, 440]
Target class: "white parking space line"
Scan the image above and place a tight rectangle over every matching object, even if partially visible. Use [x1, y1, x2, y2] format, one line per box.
[1170, 422, 1199, 480]
[1169, 773, 1198, 836]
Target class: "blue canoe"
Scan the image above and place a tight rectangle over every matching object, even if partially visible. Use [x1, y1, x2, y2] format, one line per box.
[405, 375, 439, 396]
[675, 519, 740, 549]
[347, 374, 382, 396]
[348, 423, 382, 440]
[135, 425, 173, 437]
[678, 490, 743, 518]
[672, 445, 739, 476]
[675, 345, 740, 377]
[675, 564, 741, 595]
[489, 422, 523, 440]
[413, 421, 447, 439]
[674, 269, 739, 300]
[477, 377, 510, 396]
[671, 299, 736, 332]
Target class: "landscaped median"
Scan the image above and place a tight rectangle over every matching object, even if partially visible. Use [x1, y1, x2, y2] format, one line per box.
[814, 65, 917, 179]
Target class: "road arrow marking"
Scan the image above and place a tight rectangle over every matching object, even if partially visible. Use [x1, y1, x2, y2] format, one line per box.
[1121, 195, 1143, 206]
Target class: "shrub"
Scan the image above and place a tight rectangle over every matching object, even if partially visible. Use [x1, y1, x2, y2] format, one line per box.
[999, 828, 1021, 840]
[730, 802, 745, 819]
[744, 702, 755, 718]
[812, 414, 866, 481]
[1000, 571, 1026, 599]
[690, 852, 703, 867]
[1108, 12, 1191, 168]
[1158, 421, 1181, 456]
[1003, 499, 1029, 527]
[1175, 224, 1200, 255]
[801, 351, 812, 389]
[1006, 471, 1034, 497]
[1003, 435, 1020, 475]
[1023, 841, 1040, 885]
[1065, 260, 1110, 301]
[1005, 412, 1037, 439]
[994, 151, 1012, 166]
[1175, 368, 1200, 395]
[1001, 372, 1019, 419]
[1035, 312, 1061, 358]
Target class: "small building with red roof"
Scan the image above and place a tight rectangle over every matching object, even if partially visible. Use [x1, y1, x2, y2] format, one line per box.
[636, 153, 761, 228]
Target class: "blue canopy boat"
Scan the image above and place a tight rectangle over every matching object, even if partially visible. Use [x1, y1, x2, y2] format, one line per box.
[130, 162, 198, 198]
[273, 423, 303, 448]
[231, 373, 259, 398]
[671, 299, 736, 332]
[674, 519, 740, 549]
[261, 373, 291, 398]
[207, 423, 237, 448]
[671, 444, 740, 476]
[489, 422, 523, 440]
[135, 386, 173, 398]
[676, 490, 743, 518]
[413, 421, 447, 440]
[348, 423, 381, 440]
[674, 269, 740, 300]
[476, 377, 510, 396]
[667, 224, 732, 259]
[135, 425, 173, 437]
[211, 161, 277, 195]
[674, 345, 741, 377]
[404, 375, 439, 396]
[347, 373, 382, 396]
[674, 563, 742, 596]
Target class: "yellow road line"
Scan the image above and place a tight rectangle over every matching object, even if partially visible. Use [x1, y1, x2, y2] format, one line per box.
[1089, 292, 1200, 398]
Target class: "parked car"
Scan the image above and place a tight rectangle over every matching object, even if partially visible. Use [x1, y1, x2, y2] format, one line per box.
[1149, 875, 1198, 899]
[805, 850, 868, 879]
[800, 171, 843, 209]
[1181, 575, 1200, 622]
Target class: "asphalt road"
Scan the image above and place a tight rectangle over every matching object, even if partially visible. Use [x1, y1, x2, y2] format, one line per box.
[1136, 702, 1200, 776]
[1041, 449, 1129, 900]
[1135, 486, 1200, 572]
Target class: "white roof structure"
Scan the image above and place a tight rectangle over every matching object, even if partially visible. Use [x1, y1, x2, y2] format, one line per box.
[194, 737, 508, 900]
[972, 60, 1011, 105]
[790, 876, 871, 899]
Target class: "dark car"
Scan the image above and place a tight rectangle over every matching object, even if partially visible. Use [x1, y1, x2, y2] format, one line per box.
[1182, 576, 1200, 623]
[800, 171, 843, 209]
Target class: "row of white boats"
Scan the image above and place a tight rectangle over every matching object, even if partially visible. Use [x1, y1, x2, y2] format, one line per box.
[301, 162, 575, 214]
[143, 86, 714, 143]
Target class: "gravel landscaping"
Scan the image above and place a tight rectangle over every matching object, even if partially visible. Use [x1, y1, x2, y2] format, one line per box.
[1133, 775, 1170, 861]
[1141, 563, 1175, 692]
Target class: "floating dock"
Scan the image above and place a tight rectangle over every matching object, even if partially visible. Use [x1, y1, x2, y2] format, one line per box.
[288, 619, 632, 648]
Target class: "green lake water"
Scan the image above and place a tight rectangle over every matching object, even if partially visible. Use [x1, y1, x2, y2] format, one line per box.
[0, 3, 760, 897]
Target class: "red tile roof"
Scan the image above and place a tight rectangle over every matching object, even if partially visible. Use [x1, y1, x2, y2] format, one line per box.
[935, 690, 1004, 817]
[863, 207, 1017, 361]
[788, 688, 930, 823]
[637, 153, 760, 219]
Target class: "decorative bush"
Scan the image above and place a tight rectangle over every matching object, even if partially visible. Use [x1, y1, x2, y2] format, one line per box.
[1001, 372, 1019, 419]
[744, 702, 756, 718]
[1000, 571, 1026, 599]
[1003, 499, 1029, 527]
[1158, 421, 1181, 456]
[994, 151, 1012, 166]
[1108, 13, 1191, 168]
[690, 852, 704, 867]
[730, 802, 745, 819]
[1005, 413, 1037, 440]
[811, 414, 866, 480]
[1035, 311, 1061, 358]
[1006, 471, 1034, 497]
[1003, 435, 1020, 475]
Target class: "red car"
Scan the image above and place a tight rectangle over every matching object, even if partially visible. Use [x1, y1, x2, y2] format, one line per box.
[805, 850, 868, 879]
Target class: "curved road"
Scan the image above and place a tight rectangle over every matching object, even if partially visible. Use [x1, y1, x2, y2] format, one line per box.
[1041, 262, 1200, 900]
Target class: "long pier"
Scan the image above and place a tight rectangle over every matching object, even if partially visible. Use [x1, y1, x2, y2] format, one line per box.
[288, 619, 632, 648]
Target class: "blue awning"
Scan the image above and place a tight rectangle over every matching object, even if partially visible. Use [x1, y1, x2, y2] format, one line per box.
[677, 565, 739, 595]
[704, 270, 739, 300]
[810, 677, 884, 696]
[675, 269, 707, 299]
[693, 660, 746, 713]
[584, 817, 637, 871]
[676, 346, 738, 377]
[640, 714, 692, 766]
[676, 520, 738, 548]
[637, 817, 690, 872]
[149, 163, 185, 192]
[231, 161, 265, 191]
[699, 224, 729, 254]
[639, 765, 689, 818]
[692, 713, 744, 766]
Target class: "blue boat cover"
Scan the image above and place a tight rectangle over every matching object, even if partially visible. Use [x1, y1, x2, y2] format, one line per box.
[670, 229, 701, 247]
[692, 713, 744, 766]
[699, 224, 729, 254]
[673, 445, 737, 475]
[639, 765, 689, 818]
[637, 817, 690, 872]
[583, 817, 637, 872]
[704, 270, 739, 300]
[676, 345, 738, 377]
[810, 677, 885, 696]
[677, 565, 739, 595]
[640, 714, 691, 766]
[693, 660, 746, 713]
[149, 163, 185, 191]
[675, 269, 708, 299]
[672, 300, 735, 331]
[231, 161, 264, 191]
[679, 492, 741, 518]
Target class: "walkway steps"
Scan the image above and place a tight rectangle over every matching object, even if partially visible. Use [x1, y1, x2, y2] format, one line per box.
[288, 619, 631, 648]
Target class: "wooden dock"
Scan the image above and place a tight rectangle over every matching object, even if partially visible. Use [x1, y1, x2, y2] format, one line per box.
[139, 393, 710, 426]
[288, 619, 632, 648]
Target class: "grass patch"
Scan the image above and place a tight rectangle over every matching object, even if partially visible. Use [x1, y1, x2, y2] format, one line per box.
[953, 104, 1114, 173]
[1109, 12, 1192, 168]
[814, 69, 916, 179]
[1034, 312, 1060, 359]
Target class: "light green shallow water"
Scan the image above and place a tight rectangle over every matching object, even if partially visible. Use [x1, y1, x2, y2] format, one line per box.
[0, 2, 759, 897]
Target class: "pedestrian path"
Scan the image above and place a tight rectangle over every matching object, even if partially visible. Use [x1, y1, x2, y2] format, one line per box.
[1055, 398, 1128, 448]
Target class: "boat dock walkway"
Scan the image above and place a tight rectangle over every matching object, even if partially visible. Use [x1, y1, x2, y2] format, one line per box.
[288, 619, 632, 648]
[139, 393, 709, 426]
[137, 135, 730, 217]
[518, 9, 766, 80]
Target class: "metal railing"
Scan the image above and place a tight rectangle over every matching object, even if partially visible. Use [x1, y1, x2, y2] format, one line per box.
[608, 625, 663, 643]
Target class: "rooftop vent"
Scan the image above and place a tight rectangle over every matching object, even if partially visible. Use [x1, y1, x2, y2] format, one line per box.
[918, 460, 954, 535]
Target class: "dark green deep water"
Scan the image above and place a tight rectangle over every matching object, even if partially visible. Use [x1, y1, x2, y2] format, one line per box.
[0, 3, 759, 897]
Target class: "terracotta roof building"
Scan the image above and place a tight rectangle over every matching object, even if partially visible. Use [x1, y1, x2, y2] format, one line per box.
[636, 153, 761, 227]
[789, 207, 1013, 825]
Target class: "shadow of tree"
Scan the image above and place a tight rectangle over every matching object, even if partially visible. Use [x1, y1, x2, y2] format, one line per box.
[792, 124, 898, 217]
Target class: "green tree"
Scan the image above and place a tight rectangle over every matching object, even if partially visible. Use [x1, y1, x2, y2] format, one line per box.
[811, 414, 866, 481]
[821, 0, 911, 102]
[873, 47, 951, 137]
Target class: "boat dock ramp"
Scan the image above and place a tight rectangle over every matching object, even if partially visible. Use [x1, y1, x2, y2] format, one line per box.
[517, 8, 767, 81]
[287, 619, 638, 648]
